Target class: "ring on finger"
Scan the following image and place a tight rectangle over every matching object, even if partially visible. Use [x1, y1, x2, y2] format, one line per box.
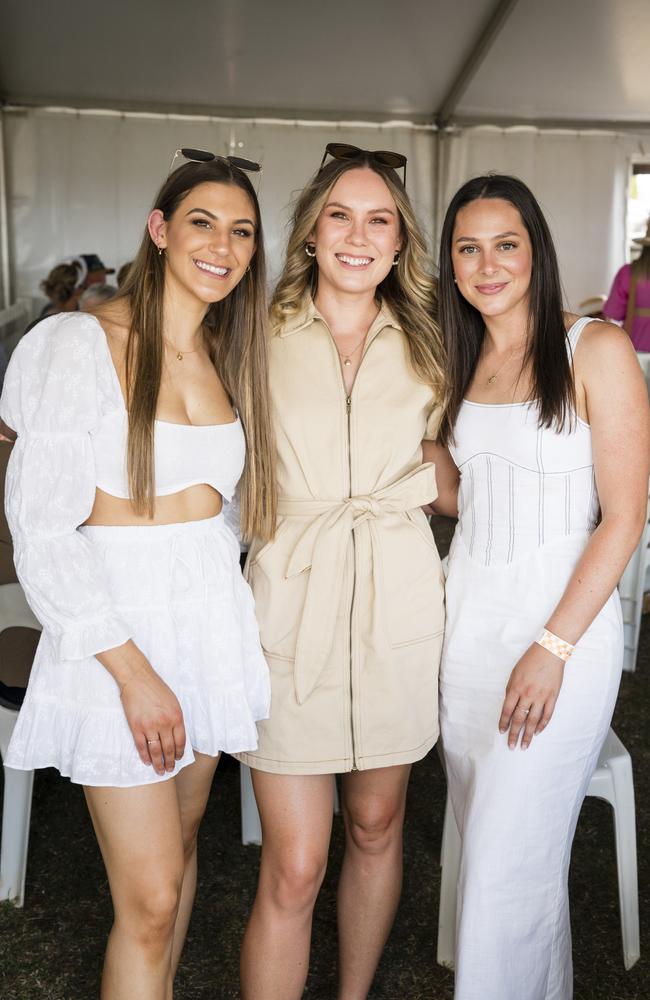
[147, 738, 161, 745]
[519, 706, 532, 715]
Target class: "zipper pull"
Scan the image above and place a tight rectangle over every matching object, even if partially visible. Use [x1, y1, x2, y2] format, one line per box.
[346, 396, 352, 413]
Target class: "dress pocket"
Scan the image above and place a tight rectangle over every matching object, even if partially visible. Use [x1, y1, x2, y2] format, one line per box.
[379, 513, 445, 647]
[247, 520, 310, 661]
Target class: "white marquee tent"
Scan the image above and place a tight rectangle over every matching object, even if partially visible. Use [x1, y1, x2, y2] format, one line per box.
[1, 0, 649, 316]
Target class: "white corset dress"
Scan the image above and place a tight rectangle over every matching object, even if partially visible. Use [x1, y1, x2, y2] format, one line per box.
[440, 317, 623, 1000]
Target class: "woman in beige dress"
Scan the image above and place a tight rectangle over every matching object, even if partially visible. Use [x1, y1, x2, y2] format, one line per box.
[237, 144, 454, 999]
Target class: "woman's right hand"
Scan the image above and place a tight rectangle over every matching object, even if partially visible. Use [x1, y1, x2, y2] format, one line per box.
[96, 640, 187, 776]
[119, 668, 187, 776]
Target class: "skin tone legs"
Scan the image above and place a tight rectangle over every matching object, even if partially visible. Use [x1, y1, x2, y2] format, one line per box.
[84, 751, 218, 1000]
[240, 764, 411, 1000]
[337, 765, 411, 1000]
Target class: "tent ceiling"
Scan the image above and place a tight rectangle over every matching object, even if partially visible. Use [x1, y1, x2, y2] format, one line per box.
[1, 0, 649, 126]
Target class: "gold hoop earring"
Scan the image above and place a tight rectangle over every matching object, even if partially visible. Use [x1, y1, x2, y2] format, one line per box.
[392, 251, 400, 266]
[305, 243, 316, 258]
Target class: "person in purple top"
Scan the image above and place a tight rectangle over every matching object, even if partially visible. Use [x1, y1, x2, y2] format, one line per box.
[604, 220, 650, 351]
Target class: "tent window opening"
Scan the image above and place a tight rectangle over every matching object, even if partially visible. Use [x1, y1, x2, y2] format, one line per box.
[628, 163, 650, 259]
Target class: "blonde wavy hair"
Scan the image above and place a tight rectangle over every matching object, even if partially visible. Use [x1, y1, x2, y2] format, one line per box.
[118, 159, 276, 542]
[271, 154, 447, 400]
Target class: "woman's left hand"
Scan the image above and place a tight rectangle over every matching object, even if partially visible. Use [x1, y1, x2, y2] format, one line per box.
[499, 643, 565, 749]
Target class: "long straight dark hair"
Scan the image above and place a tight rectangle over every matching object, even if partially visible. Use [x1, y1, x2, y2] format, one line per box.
[118, 159, 276, 541]
[438, 174, 575, 445]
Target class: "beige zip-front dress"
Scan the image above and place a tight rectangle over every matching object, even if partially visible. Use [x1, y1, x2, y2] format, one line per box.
[237, 299, 445, 774]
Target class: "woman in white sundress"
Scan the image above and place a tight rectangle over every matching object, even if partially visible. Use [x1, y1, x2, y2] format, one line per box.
[0, 150, 276, 999]
[425, 174, 650, 1000]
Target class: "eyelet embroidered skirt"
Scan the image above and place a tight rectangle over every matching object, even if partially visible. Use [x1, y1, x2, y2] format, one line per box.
[6, 514, 270, 787]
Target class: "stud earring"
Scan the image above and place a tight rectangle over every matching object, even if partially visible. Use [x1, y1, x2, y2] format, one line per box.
[305, 243, 316, 258]
[392, 251, 400, 266]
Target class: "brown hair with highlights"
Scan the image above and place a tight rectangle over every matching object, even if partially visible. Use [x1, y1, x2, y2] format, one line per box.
[271, 155, 447, 402]
[118, 159, 276, 541]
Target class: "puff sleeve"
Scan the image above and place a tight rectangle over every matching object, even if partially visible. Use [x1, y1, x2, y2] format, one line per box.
[0, 315, 133, 660]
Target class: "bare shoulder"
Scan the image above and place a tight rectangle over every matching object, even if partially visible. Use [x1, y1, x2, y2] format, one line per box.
[575, 318, 638, 372]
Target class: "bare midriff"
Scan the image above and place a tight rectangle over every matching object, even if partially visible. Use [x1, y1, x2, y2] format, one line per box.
[83, 484, 223, 527]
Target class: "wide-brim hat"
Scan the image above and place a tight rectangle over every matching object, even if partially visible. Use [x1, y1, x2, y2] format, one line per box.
[633, 221, 650, 246]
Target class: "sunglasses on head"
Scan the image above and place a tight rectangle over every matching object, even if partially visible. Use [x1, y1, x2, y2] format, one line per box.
[318, 143, 407, 186]
[168, 147, 262, 176]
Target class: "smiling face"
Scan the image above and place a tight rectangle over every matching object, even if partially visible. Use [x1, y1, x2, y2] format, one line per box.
[451, 198, 533, 323]
[149, 180, 257, 306]
[311, 166, 402, 298]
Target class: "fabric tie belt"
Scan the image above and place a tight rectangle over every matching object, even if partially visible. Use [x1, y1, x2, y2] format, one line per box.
[277, 462, 438, 704]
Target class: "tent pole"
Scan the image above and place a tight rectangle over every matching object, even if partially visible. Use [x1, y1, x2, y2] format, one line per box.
[436, 0, 519, 128]
[0, 110, 11, 309]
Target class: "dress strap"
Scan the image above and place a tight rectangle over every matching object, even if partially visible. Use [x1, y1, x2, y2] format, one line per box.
[566, 315, 600, 357]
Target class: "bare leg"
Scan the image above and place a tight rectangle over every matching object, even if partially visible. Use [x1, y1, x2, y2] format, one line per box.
[240, 771, 334, 1000]
[170, 752, 220, 978]
[85, 781, 185, 1000]
[337, 764, 411, 1000]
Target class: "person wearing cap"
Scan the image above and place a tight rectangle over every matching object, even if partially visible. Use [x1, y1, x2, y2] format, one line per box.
[603, 221, 650, 351]
[71, 253, 116, 290]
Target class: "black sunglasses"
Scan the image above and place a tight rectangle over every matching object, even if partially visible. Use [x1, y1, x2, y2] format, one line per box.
[168, 147, 262, 176]
[318, 142, 407, 185]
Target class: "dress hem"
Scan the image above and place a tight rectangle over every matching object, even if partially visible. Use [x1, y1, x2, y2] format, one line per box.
[235, 730, 438, 775]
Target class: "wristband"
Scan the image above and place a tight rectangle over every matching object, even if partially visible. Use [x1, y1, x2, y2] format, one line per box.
[535, 628, 574, 662]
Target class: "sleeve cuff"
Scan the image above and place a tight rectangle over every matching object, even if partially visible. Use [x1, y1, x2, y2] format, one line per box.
[51, 615, 134, 662]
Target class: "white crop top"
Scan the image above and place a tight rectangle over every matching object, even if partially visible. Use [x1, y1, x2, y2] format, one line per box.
[0, 312, 247, 663]
[92, 408, 246, 501]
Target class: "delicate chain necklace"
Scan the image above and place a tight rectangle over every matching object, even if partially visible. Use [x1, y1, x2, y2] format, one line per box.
[485, 348, 515, 385]
[164, 337, 199, 362]
[336, 333, 367, 367]
[483, 339, 528, 386]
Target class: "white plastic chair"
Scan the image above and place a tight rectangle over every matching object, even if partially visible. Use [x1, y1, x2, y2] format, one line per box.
[0, 582, 41, 907]
[240, 763, 340, 846]
[618, 490, 650, 673]
[436, 727, 640, 971]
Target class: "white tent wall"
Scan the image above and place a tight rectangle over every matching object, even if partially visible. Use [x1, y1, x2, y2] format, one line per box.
[439, 125, 650, 311]
[4, 110, 650, 318]
[2, 108, 436, 309]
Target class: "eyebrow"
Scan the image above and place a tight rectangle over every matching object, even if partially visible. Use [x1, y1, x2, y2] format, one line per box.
[455, 231, 520, 243]
[186, 207, 256, 226]
[326, 201, 396, 216]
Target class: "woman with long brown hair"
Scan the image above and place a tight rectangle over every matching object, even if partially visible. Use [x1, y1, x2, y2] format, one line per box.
[433, 174, 649, 999]
[1, 152, 276, 999]
[236, 144, 453, 999]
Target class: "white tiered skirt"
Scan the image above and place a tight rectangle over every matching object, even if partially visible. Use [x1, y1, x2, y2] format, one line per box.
[6, 514, 270, 787]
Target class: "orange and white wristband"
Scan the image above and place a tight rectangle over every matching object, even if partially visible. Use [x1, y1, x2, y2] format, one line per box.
[535, 628, 575, 663]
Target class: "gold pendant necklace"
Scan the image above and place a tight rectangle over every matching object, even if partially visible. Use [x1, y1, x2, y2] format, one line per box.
[337, 333, 367, 367]
[164, 338, 199, 362]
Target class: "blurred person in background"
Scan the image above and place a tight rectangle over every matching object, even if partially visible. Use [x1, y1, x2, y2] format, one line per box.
[38, 261, 83, 319]
[604, 220, 650, 351]
[79, 283, 117, 312]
